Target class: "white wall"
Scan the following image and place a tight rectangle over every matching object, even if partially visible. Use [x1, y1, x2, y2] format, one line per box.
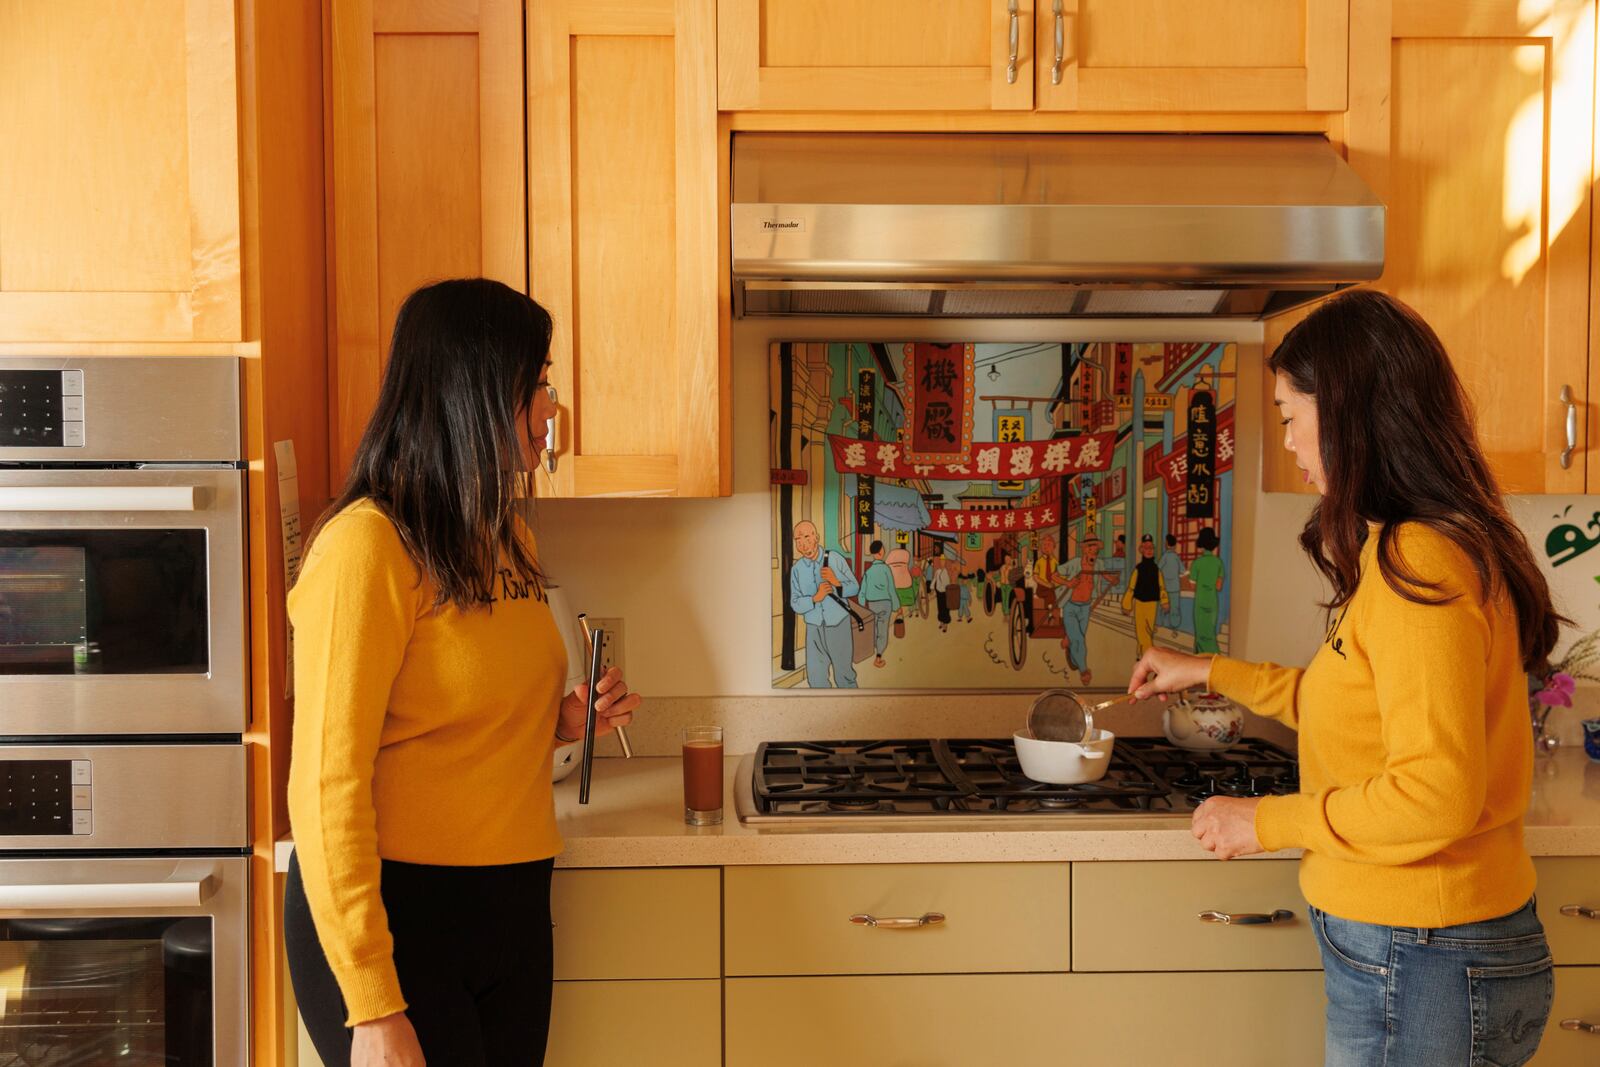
[532, 315, 1333, 697]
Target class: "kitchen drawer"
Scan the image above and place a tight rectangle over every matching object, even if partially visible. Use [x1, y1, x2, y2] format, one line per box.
[1537, 858, 1600, 965]
[1073, 859, 1320, 971]
[726, 972, 1325, 1066]
[551, 868, 719, 980]
[1534, 967, 1600, 1065]
[546, 979, 721, 1066]
[724, 863, 1068, 976]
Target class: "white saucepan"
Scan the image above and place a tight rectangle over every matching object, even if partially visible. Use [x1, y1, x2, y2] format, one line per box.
[1013, 727, 1116, 784]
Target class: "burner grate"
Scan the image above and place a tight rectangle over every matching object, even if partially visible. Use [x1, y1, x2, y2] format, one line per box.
[751, 737, 1298, 817]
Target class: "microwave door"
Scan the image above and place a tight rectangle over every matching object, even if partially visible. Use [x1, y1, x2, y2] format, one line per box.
[0, 469, 246, 737]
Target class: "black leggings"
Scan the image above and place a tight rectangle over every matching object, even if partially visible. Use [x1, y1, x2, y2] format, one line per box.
[284, 852, 554, 1067]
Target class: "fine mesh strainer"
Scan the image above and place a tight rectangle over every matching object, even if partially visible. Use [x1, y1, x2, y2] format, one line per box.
[1026, 688, 1135, 743]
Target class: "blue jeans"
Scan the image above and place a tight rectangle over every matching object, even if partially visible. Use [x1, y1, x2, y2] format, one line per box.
[1312, 898, 1552, 1066]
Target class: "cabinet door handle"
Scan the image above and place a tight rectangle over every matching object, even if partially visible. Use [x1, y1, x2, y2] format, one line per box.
[850, 911, 945, 930]
[1560, 904, 1600, 920]
[1006, 0, 1019, 84]
[1561, 384, 1577, 469]
[1561, 1018, 1600, 1035]
[544, 387, 560, 474]
[1051, 0, 1065, 85]
[1198, 909, 1295, 926]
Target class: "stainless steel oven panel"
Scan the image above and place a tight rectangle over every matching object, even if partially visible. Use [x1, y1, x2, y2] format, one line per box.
[0, 356, 240, 463]
[0, 855, 248, 1065]
[0, 743, 245, 850]
[0, 466, 246, 736]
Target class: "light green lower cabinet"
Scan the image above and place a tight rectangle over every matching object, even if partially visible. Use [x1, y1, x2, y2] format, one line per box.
[726, 972, 1325, 1066]
[1538, 967, 1600, 1065]
[545, 979, 721, 1066]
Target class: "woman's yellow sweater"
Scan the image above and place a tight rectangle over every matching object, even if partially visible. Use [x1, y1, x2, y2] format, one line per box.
[1210, 523, 1536, 928]
[286, 500, 567, 1025]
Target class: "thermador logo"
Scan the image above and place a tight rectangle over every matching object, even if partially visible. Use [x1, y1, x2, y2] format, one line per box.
[762, 219, 805, 231]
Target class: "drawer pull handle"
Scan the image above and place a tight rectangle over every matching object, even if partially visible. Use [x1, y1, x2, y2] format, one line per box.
[1560, 1019, 1600, 1035]
[1560, 904, 1600, 920]
[1006, 0, 1019, 84]
[1198, 909, 1295, 926]
[850, 912, 945, 930]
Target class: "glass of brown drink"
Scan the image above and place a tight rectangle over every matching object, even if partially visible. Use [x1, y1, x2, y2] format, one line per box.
[682, 725, 724, 825]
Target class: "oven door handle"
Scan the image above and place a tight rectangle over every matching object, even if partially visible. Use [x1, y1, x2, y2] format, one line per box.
[0, 875, 215, 910]
[0, 486, 200, 512]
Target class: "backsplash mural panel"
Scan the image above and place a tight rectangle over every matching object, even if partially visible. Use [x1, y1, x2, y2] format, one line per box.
[769, 341, 1237, 690]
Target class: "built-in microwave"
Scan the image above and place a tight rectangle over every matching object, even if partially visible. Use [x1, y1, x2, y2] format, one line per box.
[0, 358, 246, 737]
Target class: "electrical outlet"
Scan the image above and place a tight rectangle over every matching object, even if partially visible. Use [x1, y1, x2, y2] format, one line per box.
[585, 616, 625, 679]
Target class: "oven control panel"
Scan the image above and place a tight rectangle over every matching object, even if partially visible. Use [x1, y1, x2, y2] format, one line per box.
[0, 760, 91, 835]
[0, 369, 85, 447]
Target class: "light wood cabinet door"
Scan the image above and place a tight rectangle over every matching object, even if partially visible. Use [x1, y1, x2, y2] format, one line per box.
[552, 868, 720, 980]
[530, 0, 727, 497]
[727, 972, 1326, 1065]
[1269, 0, 1598, 495]
[724, 862, 1069, 976]
[1538, 967, 1600, 1065]
[0, 0, 241, 342]
[1537, 857, 1600, 966]
[1034, 0, 1347, 112]
[326, 0, 525, 485]
[718, 0, 1034, 111]
[1073, 859, 1321, 971]
[547, 979, 721, 1067]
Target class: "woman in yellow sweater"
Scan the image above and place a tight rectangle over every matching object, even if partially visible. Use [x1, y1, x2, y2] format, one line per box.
[1130, 290, 1559, 1067]
[284, 279, 640, 1067]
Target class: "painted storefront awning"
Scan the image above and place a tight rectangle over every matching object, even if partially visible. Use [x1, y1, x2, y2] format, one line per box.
[869, 481, 931, 531]
[828, 432, 1115, 481]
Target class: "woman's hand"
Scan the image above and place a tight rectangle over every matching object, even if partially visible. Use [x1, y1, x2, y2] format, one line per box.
[1191, 796, 1264, 860]
[557, 667, 642, 743]
[352, 1012, 425, 1067]
[1127, 647, 1214, 700]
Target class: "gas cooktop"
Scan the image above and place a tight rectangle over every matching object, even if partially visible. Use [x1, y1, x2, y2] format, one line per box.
[740, 736, 1299, 821]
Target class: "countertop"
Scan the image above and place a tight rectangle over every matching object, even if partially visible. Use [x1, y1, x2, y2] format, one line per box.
[275, 746, 1600, 871]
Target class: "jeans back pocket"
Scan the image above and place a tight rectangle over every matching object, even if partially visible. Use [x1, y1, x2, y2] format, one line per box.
[1468, 954, 1553, 1067]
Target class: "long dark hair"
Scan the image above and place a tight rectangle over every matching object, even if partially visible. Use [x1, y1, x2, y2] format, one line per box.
[1270, 289, 1562, 673]
[312, 278, 552, 611]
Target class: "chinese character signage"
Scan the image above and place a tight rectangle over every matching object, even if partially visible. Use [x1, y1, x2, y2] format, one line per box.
[769, 340, 1234, 692]
[904, 343, 974, 464]
[1186, 389, 1216, 518]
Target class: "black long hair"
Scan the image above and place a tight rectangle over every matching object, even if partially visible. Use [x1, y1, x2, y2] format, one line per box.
[311, 278, 552, 611]
[1270, 289, 1562, 673]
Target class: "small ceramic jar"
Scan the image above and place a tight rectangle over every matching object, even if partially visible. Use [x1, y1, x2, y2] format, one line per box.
[1581, 718, 1600, 762]
[1163, 691, 1245, 751]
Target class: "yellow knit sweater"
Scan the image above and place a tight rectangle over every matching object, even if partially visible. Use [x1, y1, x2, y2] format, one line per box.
[1209, 523, 1536, 928]
[286, 500, 567, 1025]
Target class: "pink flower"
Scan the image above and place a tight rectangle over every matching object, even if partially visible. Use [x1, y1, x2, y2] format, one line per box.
[1536, 671, 1577, 708]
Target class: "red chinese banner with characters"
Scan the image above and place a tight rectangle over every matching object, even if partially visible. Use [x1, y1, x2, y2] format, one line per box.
[928, 504, 1062, 534]
[1143, 406, 1235, 496]
[827, 432, 1116, 481]
[903, 342, 975, 464]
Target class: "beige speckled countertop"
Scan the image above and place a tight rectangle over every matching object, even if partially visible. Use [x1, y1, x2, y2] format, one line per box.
[274, 746, 1600, 871]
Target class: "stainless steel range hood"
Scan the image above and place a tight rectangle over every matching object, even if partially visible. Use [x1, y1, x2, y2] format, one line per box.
[731, 133, 1384, 319]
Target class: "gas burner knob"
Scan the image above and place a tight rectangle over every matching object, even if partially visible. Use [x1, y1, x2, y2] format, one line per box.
[1248, 776, 1276, 797]
[1173, 768, 1203, 788]
[1224, 763, 1252, 784]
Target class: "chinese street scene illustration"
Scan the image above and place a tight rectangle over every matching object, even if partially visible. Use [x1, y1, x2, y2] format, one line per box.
[770, 341, 1235, 690]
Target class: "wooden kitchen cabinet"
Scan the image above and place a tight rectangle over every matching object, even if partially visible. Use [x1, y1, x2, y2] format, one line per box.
[552, 868, 721, 980]
[546, 980, 721, 1066]
[1073, 859, 1320, 971]
[528, 0, 728, 497]
[724, 862, 1070, 975]
[1541, 967, 1600, 1065]
[325, 0, 525, 485]
[718, 0, 1347, 113]
[727, 972, 1326, 1065]
[1538, 857, 1600, 966]
[1035, 0, 1348, 112]
[0, 0, 241, 342]
[1264, 0, 1595, 494]
[718, 0, 1036, 111]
